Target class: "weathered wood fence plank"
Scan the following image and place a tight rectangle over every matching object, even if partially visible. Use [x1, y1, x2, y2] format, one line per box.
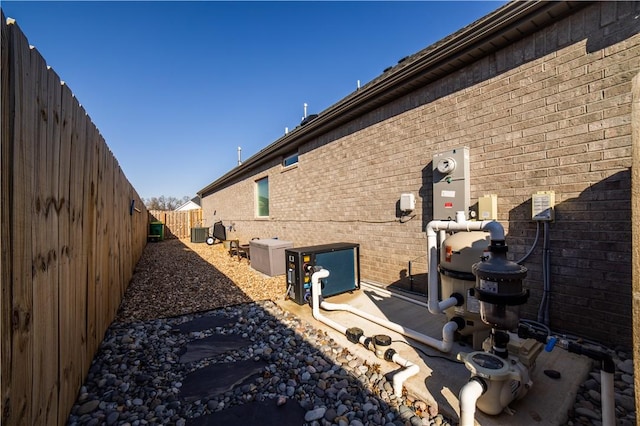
[1, 16, 149, 425]
[8, 18, 35, 425]
[1, 11, 12, 424]
[31, 42, 59, 425]
[57, 80, 76, 426]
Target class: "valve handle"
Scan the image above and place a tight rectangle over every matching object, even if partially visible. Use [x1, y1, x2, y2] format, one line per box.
[545, 336, 557, 352]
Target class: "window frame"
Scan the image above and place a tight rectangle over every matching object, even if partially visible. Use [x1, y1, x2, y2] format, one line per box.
[282, 152, 299, 169]
[255, 176, 270, 218]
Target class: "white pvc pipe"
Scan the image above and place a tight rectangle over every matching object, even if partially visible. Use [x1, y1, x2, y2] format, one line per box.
[320, 299, 458, 353]
[459, 378, 485, 426]
[390, 353, 420, 396]
[601, 370, 615, 426]
[310, 269, 419, 396]
[426, 213, 505, 315]
[311, 268, 348, 334]
[356, 283, 463, 352]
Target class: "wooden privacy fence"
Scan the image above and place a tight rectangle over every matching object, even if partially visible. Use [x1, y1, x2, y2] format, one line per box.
[1, 15, 149, 425]
[149, 209, 203, 239]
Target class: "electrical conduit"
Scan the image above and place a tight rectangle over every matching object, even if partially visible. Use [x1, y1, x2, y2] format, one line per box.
[310, 268, 419, 396]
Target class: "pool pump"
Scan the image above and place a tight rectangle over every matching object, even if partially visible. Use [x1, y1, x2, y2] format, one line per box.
[457, 237, 543, 424]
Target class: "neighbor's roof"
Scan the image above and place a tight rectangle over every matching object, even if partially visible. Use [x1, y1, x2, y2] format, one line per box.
[198, 0, 589, 197]
[175, 196, 201, 211]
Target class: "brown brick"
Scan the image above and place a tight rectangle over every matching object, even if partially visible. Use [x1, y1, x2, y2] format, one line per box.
[202, 2, 636, 348]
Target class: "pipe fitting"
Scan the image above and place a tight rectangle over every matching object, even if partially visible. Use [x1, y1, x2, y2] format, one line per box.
[459, 377, 487, 426]
[390, 353, 420, 397]
[452, 292, 465, 306]
[346, 327, 364, 344]
[309, 268, 421, 397]
[384, 348, 397, 362]
[451, 316, 467, 331]
[481, 220, 506, 241]
[440, 320, 459, 353]
[373, 334, 392, 359]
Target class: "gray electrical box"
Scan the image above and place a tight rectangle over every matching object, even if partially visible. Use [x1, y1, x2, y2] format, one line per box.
[433, 147, 470, 220]
[250, 239, 294, 276]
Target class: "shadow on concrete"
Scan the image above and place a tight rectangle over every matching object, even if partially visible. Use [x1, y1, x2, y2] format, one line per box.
[388, 272, 428, 295]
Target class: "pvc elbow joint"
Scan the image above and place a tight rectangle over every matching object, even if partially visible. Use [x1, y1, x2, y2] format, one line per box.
[481, 220, 505, 241]
[346, 327, 364, 344]
[312, 268, 330, 282]
[459, 377, 487, 426]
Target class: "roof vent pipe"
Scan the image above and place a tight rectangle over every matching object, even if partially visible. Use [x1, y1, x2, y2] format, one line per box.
[357, 80, 361, 89]
[237, 146, 242, 166]
[285, 127, 289, 135]
[303, 102, 308, 119]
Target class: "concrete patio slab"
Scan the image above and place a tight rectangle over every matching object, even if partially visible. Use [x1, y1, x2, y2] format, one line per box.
[276, 282, 592, 426]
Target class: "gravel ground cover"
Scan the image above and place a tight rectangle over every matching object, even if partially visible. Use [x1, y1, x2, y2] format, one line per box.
[67, 238, 635, 426]
[115, 239, 286, 323]
[69, 239, 451, 426]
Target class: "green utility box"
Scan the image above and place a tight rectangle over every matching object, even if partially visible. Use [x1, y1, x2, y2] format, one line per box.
[148, 221, 164, 242]
[190, 227, 209, 243]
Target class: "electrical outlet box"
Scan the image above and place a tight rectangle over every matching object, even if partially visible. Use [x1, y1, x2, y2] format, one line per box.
[478, 194, 498, 220]
[532, 191, 555, 221]
[400, 193, 416, 212]
[433, 147, 470, 220]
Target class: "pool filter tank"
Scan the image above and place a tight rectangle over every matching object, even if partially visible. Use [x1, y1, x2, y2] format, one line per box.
[439, 231, 491, 349]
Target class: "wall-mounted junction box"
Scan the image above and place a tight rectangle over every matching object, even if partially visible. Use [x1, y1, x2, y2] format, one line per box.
[400, 193, 416, 212]
[478, 194, 498, 220]
[532, 191, 555, 221]
[433, 147, 470, 220]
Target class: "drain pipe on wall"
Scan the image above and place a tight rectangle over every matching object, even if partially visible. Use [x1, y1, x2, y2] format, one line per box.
[310, 268, 419, 396]
[426, 211, 506, 315]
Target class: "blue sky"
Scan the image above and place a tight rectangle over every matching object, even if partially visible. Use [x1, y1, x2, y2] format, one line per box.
[2, 1, 506, 200]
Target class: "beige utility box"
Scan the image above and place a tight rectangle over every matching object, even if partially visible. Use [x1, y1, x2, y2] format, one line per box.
[250, 239, 294, 276]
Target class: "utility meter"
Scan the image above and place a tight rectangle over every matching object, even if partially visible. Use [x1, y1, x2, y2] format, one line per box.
[437, 157, 457, 174]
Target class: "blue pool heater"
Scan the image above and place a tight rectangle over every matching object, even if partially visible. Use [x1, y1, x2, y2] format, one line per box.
[285, 243, 360, 305]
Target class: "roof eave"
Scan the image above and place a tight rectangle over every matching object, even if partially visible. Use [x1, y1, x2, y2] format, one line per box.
[198, 0, 589, 198]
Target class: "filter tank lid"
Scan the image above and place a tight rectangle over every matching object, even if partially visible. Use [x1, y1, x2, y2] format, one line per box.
[472, 252, 528, 279]
[460, 351, 511, 379]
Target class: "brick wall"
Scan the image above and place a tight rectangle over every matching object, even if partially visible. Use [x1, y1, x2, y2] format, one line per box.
[202, 2, 639, 348]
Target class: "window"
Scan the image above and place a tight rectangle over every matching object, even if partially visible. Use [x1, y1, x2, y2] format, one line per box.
[283, 152, 299, 168]
[256, 177, 269, 217]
